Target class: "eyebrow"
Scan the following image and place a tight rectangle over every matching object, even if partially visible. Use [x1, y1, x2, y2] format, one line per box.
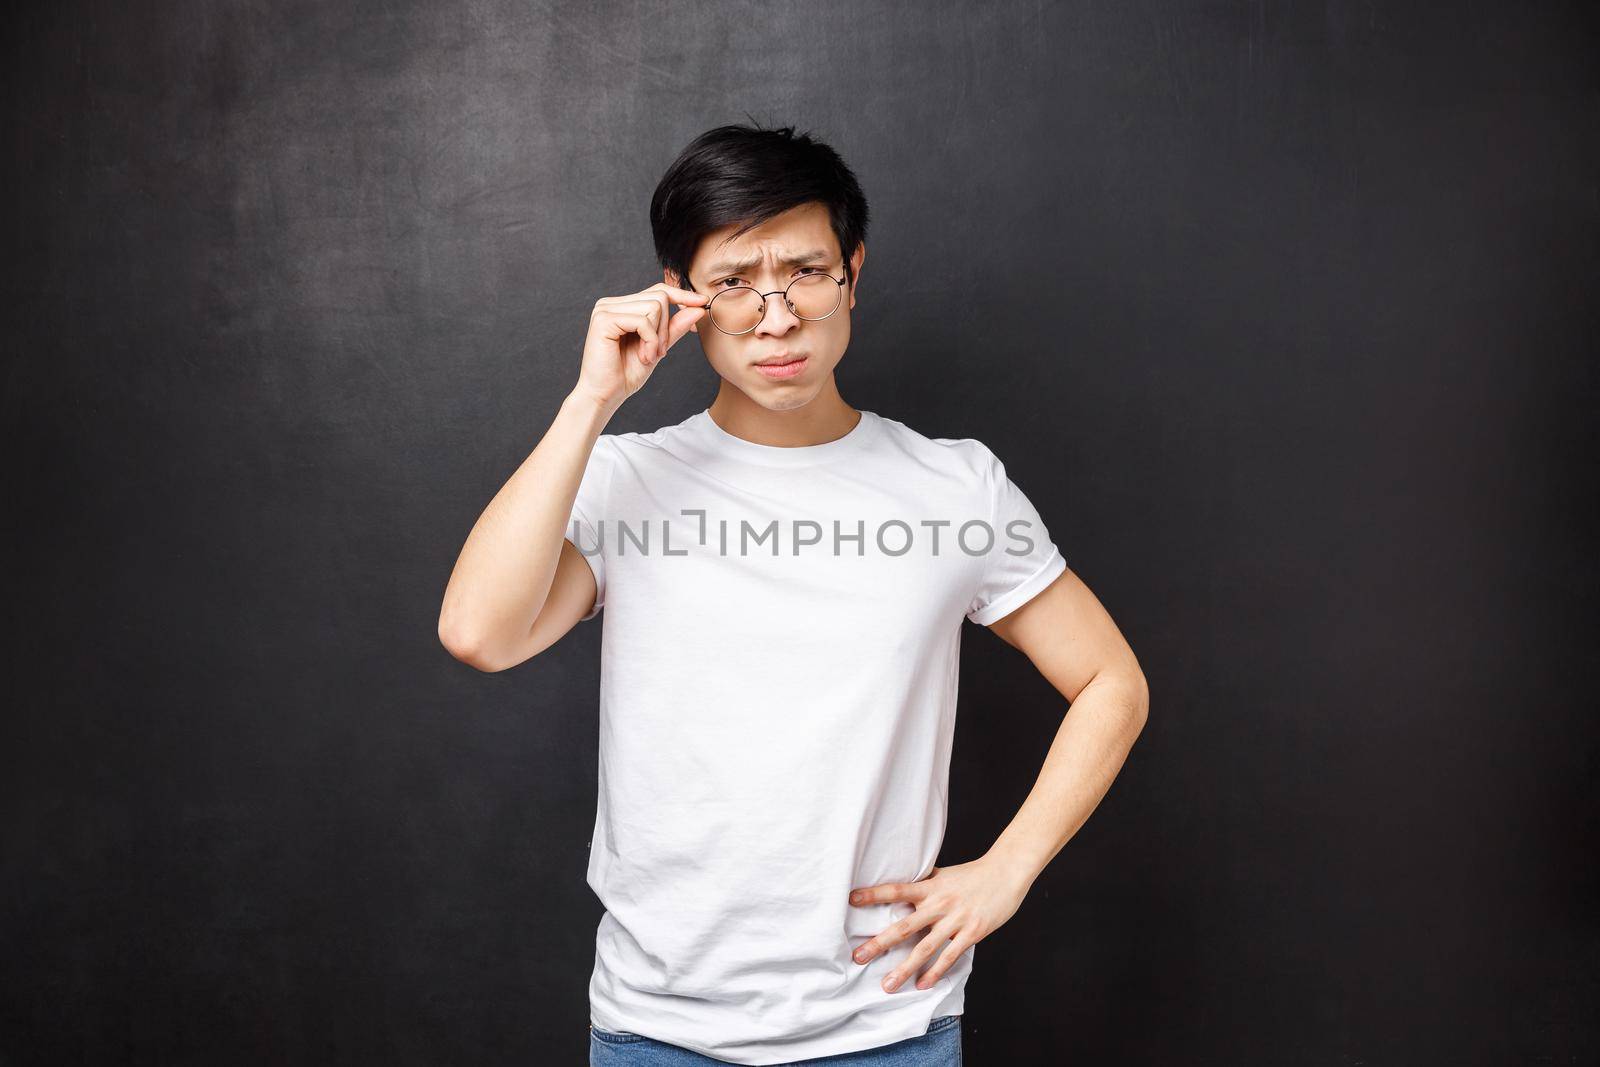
[703, 249, 833, 278]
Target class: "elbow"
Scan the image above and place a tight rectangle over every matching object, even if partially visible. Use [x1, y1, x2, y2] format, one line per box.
[438, 615, 517, 674]
[1126, 668, 1150, 733]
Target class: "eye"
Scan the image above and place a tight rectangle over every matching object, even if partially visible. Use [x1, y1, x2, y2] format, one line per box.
[714, 267, 826, 289]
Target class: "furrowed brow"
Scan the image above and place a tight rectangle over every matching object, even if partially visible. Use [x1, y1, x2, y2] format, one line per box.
[705, 249, 832, 277]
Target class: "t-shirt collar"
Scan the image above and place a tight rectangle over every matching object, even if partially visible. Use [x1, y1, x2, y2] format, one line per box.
[691, 407, 879, 469]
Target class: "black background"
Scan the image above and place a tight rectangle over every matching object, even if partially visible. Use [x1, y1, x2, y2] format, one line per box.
[4, 2, 1596, 1064]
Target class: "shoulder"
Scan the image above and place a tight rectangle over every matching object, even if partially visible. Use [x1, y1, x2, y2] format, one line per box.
[872, 412, 1003, 487]
[589, 420, 689, 467]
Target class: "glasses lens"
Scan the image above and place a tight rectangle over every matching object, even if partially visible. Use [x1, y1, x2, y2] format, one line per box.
[787, 273, 841, 320]
[709, 288, 764, 334]
[707, 276, 842, 333]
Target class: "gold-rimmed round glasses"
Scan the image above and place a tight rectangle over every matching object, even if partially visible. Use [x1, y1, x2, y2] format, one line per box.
[700, 271, 847, 336]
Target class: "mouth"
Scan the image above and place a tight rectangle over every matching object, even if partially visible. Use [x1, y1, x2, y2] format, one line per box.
[752, 354, 808, 379]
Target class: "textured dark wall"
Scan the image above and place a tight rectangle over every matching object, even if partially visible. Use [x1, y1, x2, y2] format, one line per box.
[4, 1, 1595, 1063]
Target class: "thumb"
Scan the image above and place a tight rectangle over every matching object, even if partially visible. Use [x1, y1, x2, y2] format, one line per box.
[665, 306, 707, 349]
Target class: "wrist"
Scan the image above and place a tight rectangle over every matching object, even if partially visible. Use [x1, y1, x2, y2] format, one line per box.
[564, 385, 622, 426]
[982, 836, 1049, 892]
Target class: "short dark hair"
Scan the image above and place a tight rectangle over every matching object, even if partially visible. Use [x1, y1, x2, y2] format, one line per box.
[650, 121, 870, 294]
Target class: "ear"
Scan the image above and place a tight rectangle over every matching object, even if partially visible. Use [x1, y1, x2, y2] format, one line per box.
[847, 242, 866, 311]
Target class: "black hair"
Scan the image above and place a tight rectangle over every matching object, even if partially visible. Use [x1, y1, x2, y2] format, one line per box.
[650, 121, 870, 294]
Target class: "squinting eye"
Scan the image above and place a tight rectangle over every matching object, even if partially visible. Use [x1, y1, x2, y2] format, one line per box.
[715, 267, 825, 289]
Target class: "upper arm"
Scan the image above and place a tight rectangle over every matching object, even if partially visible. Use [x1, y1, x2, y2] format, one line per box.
[520, 536, 601, 659]
[986, 564, 1146, 710]
[959, 439, 1143, 709]
[463, 537, 597, 671]
[520, 434, 611, 661]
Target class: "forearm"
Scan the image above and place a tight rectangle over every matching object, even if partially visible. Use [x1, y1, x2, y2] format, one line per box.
[982, 669, 1149, 889]
[438, 388, 617, 662]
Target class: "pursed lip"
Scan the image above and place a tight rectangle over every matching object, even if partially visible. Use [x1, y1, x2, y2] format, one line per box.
[753, 352, 802, 366]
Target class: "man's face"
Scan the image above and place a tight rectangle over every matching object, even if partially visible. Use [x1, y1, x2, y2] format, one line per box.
[671, 201, 864, 413]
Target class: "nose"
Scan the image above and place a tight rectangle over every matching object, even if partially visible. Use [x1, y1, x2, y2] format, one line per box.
[754, 289, 802, 335]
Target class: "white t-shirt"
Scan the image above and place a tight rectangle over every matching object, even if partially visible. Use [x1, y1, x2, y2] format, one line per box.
[565, 407, 1066, 1065]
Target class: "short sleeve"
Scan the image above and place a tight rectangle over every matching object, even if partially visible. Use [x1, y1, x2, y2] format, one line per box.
[566, 436, 614, 622]
[965, 443, 1067, 626]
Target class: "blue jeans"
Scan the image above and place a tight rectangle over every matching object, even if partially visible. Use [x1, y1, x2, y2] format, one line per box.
[589, 1014, 962, 1065]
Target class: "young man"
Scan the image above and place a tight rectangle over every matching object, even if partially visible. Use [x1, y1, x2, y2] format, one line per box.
[439, 124, 1148, 1066]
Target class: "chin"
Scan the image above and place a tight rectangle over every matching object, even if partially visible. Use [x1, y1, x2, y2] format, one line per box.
[728, 380, 822, 413]
[763, 391, 820, 413]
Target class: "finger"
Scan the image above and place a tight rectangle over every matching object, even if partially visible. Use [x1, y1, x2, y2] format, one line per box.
[642, 290, 674, 362]
[664, 306, 706, 350]
[620, 291, 690, 361]
[600, 312, 661, 365]
[850, 880, 928, 907]
[595, 300, 666, 335]
[851, 883, 902, 908]
[597, 301, 666, 361]
[595, 298, 667, 316]
[914, 929, 977, 990]
[597, 283, 704, 312]
[638, 290, 704, 358]
[851, 905, 939, 966]
[642, 281, 709, 306]
[882, 919, 961, 993]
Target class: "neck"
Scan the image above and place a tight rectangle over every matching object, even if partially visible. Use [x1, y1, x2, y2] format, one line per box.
[707, 377, 860, 448]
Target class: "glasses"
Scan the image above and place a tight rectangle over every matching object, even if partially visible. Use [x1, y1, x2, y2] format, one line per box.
[699, 270, 848, 336]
